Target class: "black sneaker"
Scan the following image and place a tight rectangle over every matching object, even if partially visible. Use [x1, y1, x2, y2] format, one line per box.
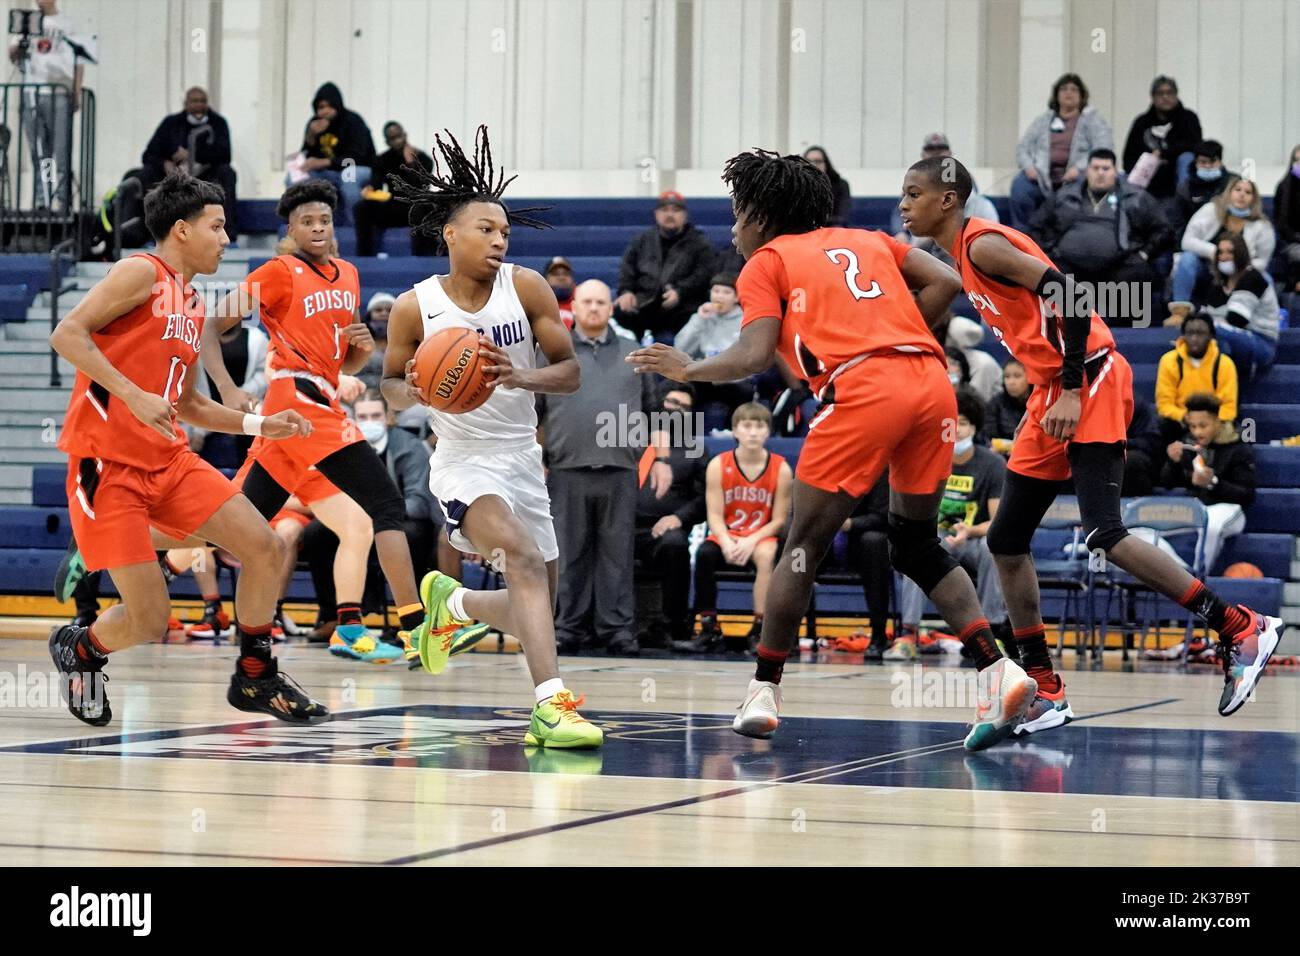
[48, 624, 112, 726]
[227, 659, 331, 724]
[674, 617, 726, 654]
[863, 638, 887, 662]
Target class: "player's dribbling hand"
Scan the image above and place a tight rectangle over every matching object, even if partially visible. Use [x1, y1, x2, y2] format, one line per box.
[341, 322, 374, 352]
[128, 390, 178, 440]
[626, 343, 693, 382]
[262, 410, 313, 439]
[480, 337, 524, 389]
[1040, 389, 1081, 442]
[403, 358, 429, 406]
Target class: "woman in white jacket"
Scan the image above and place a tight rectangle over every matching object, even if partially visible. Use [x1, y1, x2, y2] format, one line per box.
[1173, 176, 1275, 301]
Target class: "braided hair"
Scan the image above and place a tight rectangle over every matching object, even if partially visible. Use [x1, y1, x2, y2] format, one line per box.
[386, 125, 548, 252]
[721, 149, 833, 238]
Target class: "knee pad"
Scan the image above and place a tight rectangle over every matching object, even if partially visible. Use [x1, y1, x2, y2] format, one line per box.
[887, 513, 960, 594]
[364, 490, 408, 536]
[1083, 521, 1129, 555]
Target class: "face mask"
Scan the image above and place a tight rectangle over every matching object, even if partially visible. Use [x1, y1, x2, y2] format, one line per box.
[186, 111, 208, 125]
[1195, 167, 1221, 182]
[954, 436, 974, 455]
[368, 321, 387, 340]
[948, 373, 961, 386]
[1227, 205, 1251, 218]
[549, 283, 573, 299]
[1292, 163, 1300, 179]
[358, 421, 387, 445]
[1217, 261, 1237, 277]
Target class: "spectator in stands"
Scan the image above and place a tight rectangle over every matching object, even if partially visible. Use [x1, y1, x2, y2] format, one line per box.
[633, 386, 707, 648]
[837, 474, 892, 660]
[614, 190, 716, 342]
[1010, 73, 1113, 229]
[894, 390, 1009, 649]
[545, 256, 576, 328]
[355, 292, 394, 391]
[1124, 394, 1164, 496]
[1273, 143, 1300, 300]
[1032, 148, 1172, 326]
[1173, 140, 1230, 232]
[1121, 76, 1202, 203]
[892, 133, 999, 242]
[190, 320, 269, 470]
[803, 145, 852, 226]
[140, 87, 238, 239]
[946, 314, 1002, 403]
[684, 403, 792, 655]
[542, 280, 665, 656]
[985, 358, 1030, 456]
[1175, 174, 1275, 301]
[1155, 392, 1256, 572]
[1191, 233, 1281, 380]
[1155, 311, 1239, 444]
[292, 82, 376, 226]
[673, 272, 753, 431]
[945, 346, 971, 391]
[353, 121, 435, 256]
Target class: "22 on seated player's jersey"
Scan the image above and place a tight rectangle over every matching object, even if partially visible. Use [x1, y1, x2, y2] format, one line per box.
[954, 218, 1115, 386]
[413, 262, 539, 448]
[58, 253, 204, 470]
[714, 449, 785, 539]
[737, 227, 944, 399]
[245, 253, 360, 388]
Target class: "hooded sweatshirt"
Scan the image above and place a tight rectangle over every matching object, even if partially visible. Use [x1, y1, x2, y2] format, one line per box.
[1155, 336, 1238, 423]
[302, 82, 377, 171]
[1159, 420, 1256, 507]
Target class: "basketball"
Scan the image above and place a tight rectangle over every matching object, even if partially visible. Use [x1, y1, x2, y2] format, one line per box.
[412, 327, 492, 414]
[1223, 562, 1264, 579]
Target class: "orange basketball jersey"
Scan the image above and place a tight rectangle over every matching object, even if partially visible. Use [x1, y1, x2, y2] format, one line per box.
[953, 218, 1115, 386]
[245, 253, 361, 387]
[737, 227, 944, 399]
[58, 253, 204, 470]
[713, 449, 786, 539]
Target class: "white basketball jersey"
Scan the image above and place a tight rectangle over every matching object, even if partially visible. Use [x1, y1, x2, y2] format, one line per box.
[413, 263, 539, 449]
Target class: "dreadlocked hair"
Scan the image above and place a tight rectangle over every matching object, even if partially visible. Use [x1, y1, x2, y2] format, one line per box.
[721, 149, 834, 237]
[385, 125, 549, 253]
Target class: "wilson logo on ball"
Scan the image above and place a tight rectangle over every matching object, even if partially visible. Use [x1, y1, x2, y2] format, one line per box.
[435, 347, 477, 399]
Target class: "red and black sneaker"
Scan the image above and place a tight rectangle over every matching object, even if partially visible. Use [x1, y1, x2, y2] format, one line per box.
[227, 658, 330, 724]
[47, 624, 111, 726]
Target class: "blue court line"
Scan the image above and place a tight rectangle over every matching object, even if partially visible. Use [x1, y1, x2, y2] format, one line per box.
[381, 738, 967, 865]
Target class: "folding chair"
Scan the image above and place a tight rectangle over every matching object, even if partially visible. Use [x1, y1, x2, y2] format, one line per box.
[1031, 496, 1098, 658]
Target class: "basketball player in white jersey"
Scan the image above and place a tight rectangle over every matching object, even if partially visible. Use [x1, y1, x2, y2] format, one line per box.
[381, 127, 603, 749]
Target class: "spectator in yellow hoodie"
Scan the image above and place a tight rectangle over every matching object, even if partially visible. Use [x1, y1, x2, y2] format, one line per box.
[1155, 311, 1238, 444]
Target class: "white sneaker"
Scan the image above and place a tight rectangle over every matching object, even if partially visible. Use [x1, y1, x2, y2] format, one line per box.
[733, 679, 781, 739]
[964, 658, 1038, 752]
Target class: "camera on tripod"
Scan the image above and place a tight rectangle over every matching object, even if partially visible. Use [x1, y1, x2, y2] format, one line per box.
[8, 8, 45, 70]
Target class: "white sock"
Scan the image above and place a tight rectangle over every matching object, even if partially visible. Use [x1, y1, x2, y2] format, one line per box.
[448, 587, 469, 621]
[535, 677, 565, 702]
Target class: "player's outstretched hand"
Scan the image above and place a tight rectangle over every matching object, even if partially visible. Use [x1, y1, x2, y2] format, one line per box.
[127, 390, 178, 440]
[626, 343, 692, 382]
[341, 322, 375, 352]
[1040, 388, 1081, 442]
[262, 410, 313, 440]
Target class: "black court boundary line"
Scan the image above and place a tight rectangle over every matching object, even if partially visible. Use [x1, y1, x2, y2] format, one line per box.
[381, 739, 968, 865]
[380, 696, 1187, 865]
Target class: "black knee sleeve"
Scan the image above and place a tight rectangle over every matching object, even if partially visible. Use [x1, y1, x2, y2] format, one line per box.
[985, 469, 1062, 556]
[887, 513, 959, 594]
[313, 441, 409, 535]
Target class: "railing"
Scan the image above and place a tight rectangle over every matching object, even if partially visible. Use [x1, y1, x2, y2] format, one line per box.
[0, 83, 96, 253]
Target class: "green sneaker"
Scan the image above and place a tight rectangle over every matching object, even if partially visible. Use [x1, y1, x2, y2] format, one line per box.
[403, 621, 490, 669]
[415, 570, 473, 675]
[523, 690, 603, 749]
[54, 538, 87, 603]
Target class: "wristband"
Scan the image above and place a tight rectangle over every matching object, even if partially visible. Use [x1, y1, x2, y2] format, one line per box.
[242, 413, 265, 436]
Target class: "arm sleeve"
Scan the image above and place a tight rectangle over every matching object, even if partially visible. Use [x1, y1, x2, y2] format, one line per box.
[736, 249, 787, 329]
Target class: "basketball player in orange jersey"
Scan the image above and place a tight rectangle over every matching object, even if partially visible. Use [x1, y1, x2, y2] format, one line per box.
[900, 155, 1284, 725]
[381, 127, 602, 748]
[48, 171, 329, 726]
[201, 181, 427, 665]
[687, 402, 792, 654]
[631, 149, 1037, 751]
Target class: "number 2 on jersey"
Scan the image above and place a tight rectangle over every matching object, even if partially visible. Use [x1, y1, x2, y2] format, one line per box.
[825, 248, 884, 301]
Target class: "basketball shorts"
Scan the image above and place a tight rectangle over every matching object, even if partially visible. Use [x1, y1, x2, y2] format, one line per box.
[254, 375, 365, 490]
